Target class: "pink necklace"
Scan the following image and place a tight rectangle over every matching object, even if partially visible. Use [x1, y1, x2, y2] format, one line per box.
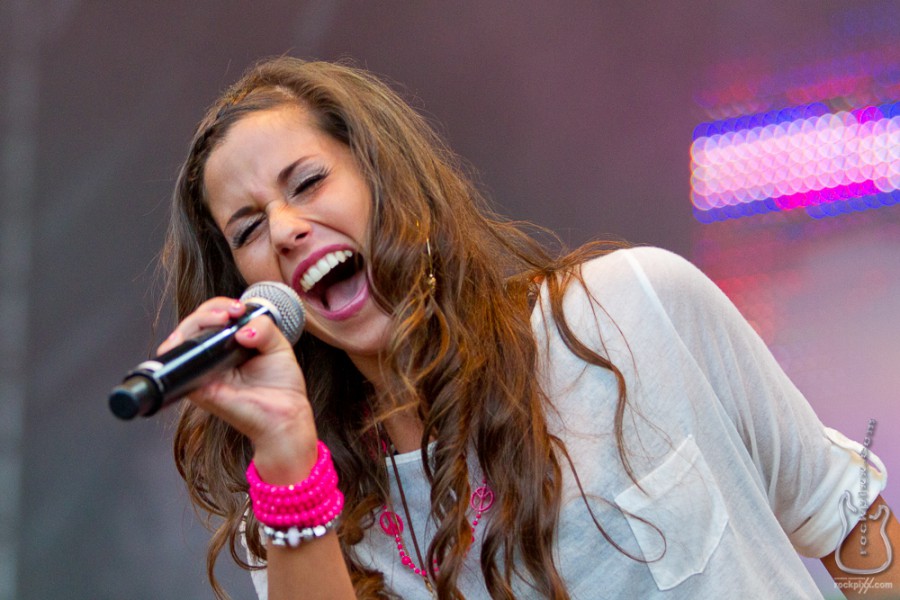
[379, 479, 494, 578]
[379, 439, 495, 590]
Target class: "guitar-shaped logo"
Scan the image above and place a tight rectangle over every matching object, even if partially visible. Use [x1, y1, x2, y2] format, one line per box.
[835, 490, 893, 575]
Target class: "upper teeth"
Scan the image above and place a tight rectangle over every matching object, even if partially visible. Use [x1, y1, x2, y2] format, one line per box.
[300, 250, 354, 292]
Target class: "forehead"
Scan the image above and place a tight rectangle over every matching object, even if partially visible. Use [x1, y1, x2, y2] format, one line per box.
[206, 105, 318, 172]
[202, 105, 328, 207]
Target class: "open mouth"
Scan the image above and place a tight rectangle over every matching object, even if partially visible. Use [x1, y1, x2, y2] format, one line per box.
[295, 249, 367, 314]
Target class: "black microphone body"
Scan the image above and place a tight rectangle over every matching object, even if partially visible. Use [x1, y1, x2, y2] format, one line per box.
[110, 282, 304, 420]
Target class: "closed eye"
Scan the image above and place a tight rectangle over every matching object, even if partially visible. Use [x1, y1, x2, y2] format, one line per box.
[292, 169, 329, 198]
[231, 214, 265, 248]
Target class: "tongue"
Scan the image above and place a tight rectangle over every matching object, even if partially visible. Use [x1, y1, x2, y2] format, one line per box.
[323, 270, 364, 311]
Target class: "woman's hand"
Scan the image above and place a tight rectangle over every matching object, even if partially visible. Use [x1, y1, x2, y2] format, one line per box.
[158, 296, 318, 484]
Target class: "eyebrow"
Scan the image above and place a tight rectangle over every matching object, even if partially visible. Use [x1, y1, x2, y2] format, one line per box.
[224, 156, 312, 228]
[225, 205, 258, 228]
[277, 156, 308, 187]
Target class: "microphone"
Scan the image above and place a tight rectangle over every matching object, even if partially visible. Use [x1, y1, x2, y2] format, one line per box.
[109, 281, 305, 420]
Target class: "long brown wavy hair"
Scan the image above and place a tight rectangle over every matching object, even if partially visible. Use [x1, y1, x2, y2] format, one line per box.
[165, 57, 637, 599]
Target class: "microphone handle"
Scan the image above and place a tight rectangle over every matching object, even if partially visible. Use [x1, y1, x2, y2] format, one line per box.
[109, 304, 269, 419]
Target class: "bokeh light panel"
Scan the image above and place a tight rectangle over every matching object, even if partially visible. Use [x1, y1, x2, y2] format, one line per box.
[691, 101, 900, 222]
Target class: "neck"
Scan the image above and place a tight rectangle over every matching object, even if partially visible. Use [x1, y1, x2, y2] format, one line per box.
[382, 410, 426, 454]
[348, 351, 386, 392]
[349, 353, 426, 454]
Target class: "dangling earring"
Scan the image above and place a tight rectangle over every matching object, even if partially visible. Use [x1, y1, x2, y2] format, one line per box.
[417, 220, 437, 295]
[425, 236, 437, 295]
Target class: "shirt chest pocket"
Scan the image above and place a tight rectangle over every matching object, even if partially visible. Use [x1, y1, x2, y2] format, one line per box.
[614, 435, 729, 590]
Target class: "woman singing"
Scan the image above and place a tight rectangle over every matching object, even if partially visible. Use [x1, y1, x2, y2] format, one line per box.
[157, 57, 897, 599]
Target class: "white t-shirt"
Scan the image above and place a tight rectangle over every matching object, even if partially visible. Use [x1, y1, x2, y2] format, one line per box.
[246, 247, 887, 598]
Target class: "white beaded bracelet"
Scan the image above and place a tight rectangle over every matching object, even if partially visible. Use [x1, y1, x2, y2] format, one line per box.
[262, 517, 339, 547]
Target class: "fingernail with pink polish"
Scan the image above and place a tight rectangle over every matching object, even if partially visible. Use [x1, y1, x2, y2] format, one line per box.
[243, 327, 257, 339]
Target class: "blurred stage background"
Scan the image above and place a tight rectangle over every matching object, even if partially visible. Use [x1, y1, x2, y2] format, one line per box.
[1, 2, 898, 599]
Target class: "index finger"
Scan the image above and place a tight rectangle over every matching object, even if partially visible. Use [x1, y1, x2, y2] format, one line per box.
[157, 296, 246, 355]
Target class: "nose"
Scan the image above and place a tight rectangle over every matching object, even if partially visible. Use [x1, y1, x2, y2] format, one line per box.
[268, 202, 311, 257]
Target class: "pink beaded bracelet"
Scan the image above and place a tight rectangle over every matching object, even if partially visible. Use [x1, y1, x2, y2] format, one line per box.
[246, 440, 345, 532]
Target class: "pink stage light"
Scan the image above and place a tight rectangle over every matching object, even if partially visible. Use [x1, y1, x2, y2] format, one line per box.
[691, 102, 900, 222]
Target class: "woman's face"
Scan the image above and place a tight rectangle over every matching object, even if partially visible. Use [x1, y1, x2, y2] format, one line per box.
[203, 104, 393, 369]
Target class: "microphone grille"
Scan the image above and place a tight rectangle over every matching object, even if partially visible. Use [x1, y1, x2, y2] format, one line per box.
[240, 282, 305, 344]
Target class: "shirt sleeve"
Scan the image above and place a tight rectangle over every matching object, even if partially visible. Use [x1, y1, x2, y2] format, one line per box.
[619, 247, 887, 558]
[240, 520, 269, 600]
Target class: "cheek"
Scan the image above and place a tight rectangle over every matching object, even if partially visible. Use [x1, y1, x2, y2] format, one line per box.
[234, 249, 283, 285]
